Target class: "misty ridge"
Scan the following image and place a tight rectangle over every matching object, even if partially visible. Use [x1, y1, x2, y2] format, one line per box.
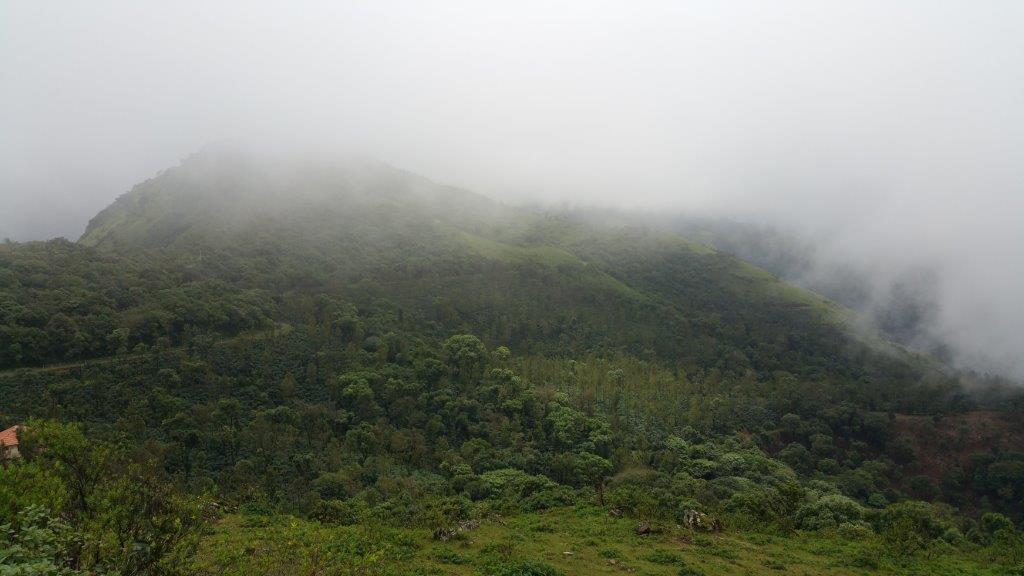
[3, 2, 1021, 383]
[38, 142, 1021, 383]
[573, 208, 1024, 383]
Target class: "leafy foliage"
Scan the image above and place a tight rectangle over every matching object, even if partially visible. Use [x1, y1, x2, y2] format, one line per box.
[0, 421, 209, 575]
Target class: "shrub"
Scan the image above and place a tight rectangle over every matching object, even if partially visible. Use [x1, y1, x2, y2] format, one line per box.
[941, 527, 965, 545]
[0, 506, 84, 576]
[479, 469, 555, 498]
[722, 482, 802, 525]
[988, 525, 1024, 566]
[778, 443, 813, 475]
[981, 512, 1014, 536]
[408, 495, 472, 526]
[816, 458, 840, 475]
[794, 494, 864, 530]
[608, 483, 655, 520]
[876, 501, 957, 559]
[311, 498, 366, 525]
[312, 470, 357, 500]
[882, 515, 927, 558]
[2, 421, 210, 575]
[477, 468, 574, 512]
[907, 475, 938, 501]
[877, 501, 953, 541]
[520, 485, 576, 511]
[867, 493, 888, 508]
[837, 521, 873, 540]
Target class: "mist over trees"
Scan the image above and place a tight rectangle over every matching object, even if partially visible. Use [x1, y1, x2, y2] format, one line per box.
[3, 2, 1023, 385]
[2, 2, 1024, 574]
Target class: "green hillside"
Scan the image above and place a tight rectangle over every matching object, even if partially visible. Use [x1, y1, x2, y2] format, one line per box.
[69, 148, 918, 380]
[1, 149, 1022, 575]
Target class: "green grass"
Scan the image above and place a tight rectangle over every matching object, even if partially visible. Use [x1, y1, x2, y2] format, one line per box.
[653, 231, 718, 256]
[724, 256, 838, 318]
[451, 228, 581, 267]
[192, 507, 1010, 576]
[449, 227, 646, 301]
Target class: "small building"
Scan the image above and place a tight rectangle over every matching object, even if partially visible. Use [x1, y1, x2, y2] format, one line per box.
[0, 425, 20, 461]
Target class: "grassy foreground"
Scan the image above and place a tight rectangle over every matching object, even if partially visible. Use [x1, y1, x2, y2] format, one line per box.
[192, 507, 1009, 576]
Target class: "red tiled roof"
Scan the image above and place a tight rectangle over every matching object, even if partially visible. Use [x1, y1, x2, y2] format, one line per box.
[0, 425, 19, 447]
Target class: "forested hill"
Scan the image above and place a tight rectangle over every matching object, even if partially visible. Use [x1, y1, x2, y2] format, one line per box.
[75, 149, 911, 373]
[3, 149, 1023, 575]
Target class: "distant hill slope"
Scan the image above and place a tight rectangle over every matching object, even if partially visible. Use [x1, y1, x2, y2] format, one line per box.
[69, 148, 935, 385]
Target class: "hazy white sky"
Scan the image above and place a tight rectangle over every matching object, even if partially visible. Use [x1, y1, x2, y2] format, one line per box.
[2, 1, 1023, 375]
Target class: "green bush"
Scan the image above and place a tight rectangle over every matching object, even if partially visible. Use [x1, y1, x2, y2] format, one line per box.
[867, 493, 888, 508]
[1, 421, 209, 576]
[941, 527, 965, 545]
[981, 512, 1014, 536]
[837, 521, 873, 540]
[723, 483, 802, 524]
[520, 485, 576, 511]
[876, 501, 957, 558]
[311, 498, 366, 525]
[877, 501, 953, 541]
[477, 469, 574, 512]
[794, 494, 864, 530]
[0, 506, 86, 576]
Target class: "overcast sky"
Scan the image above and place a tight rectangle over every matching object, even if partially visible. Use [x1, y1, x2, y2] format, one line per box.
[2, 1, 1022, 376]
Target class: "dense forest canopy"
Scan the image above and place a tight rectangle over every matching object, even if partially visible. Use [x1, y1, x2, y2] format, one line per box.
[2, 150, 1023, 575]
